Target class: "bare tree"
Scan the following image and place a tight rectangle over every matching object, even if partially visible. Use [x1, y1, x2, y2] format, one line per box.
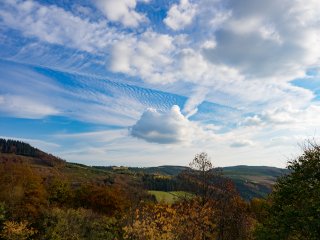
[189, 152, 213, 204]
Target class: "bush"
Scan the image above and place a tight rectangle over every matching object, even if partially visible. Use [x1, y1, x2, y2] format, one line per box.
[43, 208, 122, 240]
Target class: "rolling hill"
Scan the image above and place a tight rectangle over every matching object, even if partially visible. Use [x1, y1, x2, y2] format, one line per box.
[126, 165, 289, 200]
[0, 138, 288, 200]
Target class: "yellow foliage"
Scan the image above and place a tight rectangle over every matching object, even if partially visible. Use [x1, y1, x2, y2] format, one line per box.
[0, 220, 37, 240]
[124, 198, 217, 240]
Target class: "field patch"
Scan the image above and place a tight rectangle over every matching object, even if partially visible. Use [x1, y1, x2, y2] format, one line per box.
[148, 191, 193, 204]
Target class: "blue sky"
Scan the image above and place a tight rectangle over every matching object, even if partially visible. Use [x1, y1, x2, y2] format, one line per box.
[1, 0, 320, 167]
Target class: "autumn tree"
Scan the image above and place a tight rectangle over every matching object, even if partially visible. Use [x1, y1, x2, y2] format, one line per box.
[174, 198, 217, 240]
[124, 200, 217, 240]
[0, 221, 37, 240]
[124, 203, 178, 240]
[46, 177, 73, 207]
[0, 162, 47, 221]
[74, 183, 129, 217]
[179, 153, 254, 240]
[43, 208, 122, 240]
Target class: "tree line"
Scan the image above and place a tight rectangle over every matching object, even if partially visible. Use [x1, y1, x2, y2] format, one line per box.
[0, 139, 37, 157]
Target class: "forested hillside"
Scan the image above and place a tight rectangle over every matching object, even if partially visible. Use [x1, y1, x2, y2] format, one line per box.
[0, 139, 319, 239]
[0, 139, 65, 167]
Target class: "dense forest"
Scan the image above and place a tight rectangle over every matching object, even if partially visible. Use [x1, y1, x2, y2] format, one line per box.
[0, 139, 319, 239]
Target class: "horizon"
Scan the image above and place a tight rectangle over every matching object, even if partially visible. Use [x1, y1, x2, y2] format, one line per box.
[1, 137, 288, 169]
[1, 0, 320, 168]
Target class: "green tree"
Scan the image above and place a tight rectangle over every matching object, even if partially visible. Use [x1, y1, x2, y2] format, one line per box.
[47, 178, 73, 206]
[255, 142, 320, 240]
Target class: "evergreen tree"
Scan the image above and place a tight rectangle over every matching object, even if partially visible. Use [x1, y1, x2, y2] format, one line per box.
[255, 142, 320, 239]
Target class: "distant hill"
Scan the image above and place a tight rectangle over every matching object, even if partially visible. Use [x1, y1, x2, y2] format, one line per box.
[221, 165, 289, 200]
[125, 165, 289, 200]
[128, 165, 189, 176]
[222, 165, 288, 177]
[0, 138, 289, 200]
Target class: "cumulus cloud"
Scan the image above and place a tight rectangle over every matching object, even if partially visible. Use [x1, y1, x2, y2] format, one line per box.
[131, 105, 198, 144]
[95, 0, 147, 27]
[164, 0, 198, 30]
[203, 0, 320, 81]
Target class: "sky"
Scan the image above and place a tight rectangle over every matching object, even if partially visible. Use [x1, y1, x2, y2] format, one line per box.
[1, 0, 320, 167]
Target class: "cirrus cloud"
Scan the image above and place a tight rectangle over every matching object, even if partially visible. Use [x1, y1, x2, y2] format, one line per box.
[0, 94, 59, 119]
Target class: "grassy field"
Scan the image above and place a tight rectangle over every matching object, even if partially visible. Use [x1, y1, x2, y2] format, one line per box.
[148, 191, 193, 204]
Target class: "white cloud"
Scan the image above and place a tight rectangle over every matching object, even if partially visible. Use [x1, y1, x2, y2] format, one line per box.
[0, 61, 145, 125]
[201, 40, 217, 50]
[95, 0, 147, 27]
[178, 48, 209, 81]
[131, 105, 198, 144]
[71, 4, 93, 17]
[241, 115, 263, 127]
[164, 0, 198, 30]
[243, 103, 320, 127]
[204, 0, 320, 81]
[0, 0, 119, 53]
[183, 87, 208, 118]
[107, 0, 320, 115]
[0, 94, 59, 119]
[110, 39, 133, 73]
[207, 7, 232, 30]
[2, 0, 317, 115]
[110, 31, 175, 83]
[230, 139, 254, 148]
[259, 24, 282, 44]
